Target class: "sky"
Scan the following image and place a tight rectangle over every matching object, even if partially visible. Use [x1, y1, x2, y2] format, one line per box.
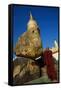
[12, 5, 59, 57]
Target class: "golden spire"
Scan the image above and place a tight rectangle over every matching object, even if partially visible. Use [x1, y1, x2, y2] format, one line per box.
[54, 40, 58, 48]
[30, 12, 33, 20]
[27, 12, 38, 30]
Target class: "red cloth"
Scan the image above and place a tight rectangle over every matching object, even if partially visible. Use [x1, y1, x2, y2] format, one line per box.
[43, 50, 57, 80]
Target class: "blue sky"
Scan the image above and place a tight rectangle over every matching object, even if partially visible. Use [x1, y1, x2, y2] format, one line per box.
[12, 5, 59, 57]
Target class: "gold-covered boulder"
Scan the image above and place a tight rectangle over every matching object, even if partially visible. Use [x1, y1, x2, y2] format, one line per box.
[14, 13, 43, 58]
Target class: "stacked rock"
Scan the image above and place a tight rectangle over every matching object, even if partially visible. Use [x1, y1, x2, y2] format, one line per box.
[14, 13, 43, 58]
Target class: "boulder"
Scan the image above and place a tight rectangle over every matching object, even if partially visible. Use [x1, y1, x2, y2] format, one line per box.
[14, 13, 43, 58]
[13, 57, 40, 85]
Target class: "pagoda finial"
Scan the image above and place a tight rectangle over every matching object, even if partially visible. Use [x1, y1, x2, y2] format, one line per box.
[54, 40, 58, 48]
[30, 12, 33, 20]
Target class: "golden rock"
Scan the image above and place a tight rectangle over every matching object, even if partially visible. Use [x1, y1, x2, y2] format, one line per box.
[14, 13, 43, 58]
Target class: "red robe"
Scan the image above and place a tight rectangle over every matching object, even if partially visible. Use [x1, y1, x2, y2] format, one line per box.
[43, 49, 57, 80]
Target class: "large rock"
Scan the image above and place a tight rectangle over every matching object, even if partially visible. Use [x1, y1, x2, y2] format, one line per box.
[13, 57, 58, 85]
[13, 57, 40, 85]
[14, 13, 43, 58]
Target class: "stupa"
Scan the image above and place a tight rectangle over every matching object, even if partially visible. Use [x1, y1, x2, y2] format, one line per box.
[14, 13, 43, 58]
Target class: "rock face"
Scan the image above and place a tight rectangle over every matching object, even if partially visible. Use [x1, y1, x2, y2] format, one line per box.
[13, 57, 40, 85]
[14, 13, 43, 58]
[13, 56, 58, 85]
